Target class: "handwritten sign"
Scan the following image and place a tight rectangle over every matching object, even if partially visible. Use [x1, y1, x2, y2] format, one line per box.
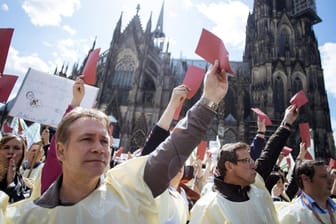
[9, 68, 99, 127]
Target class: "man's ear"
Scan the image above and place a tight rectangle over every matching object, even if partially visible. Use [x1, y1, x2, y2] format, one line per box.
[56, 142, 65, 162]
[224, 161, 233, 172]
[301, 174, 310, 184]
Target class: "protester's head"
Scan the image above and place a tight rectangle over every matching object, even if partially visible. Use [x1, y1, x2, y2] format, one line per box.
[216, 142, 256, 186]
[265, 171, 285, 194]
[296, 159, 332, 199]
[27, 141, 44, 165]
[55, 107, 112, 179]
[0, 134, 26, 170]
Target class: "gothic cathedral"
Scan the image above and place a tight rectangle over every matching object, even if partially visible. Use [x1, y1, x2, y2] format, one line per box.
[93, 1, 335, 159]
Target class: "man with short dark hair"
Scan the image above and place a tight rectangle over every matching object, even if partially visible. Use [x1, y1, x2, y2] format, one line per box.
[278, 159, 336, 224]
[189, 105, 299, 223]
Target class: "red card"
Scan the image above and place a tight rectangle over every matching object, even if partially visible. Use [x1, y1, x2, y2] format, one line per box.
[195, 28, 234, 74]
[281, 146, 292, 156]
[82, 48, 100, 85]
[299, 123, 311, 148]
[305, 151, 313, 160]
[251, 107, 272, 126]
[182, 65, 205, 99]
[197, 140, 208, 161]
[0, 28, 14, 74]
[0, 74, 18, 103]
[290, 90, 308, 108]
[173, 101, 184, 121]
[329, 159, 336, 169]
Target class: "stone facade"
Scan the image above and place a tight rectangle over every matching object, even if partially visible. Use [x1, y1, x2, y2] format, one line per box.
[78, 1, 334, 159]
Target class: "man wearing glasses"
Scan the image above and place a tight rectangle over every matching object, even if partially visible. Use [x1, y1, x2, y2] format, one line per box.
[189, 105, 298, 224]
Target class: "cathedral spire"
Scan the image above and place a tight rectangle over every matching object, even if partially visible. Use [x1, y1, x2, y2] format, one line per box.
[153, 1, 165, 50]
[145, 12, 152, 34]
[112, 12, 123, 42]
[154, 1, 165, 38]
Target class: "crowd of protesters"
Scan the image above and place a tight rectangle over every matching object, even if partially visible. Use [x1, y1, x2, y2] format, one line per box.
[0, 60, 336, 223]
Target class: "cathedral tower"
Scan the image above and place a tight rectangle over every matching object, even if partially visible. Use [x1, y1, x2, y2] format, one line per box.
[243, 0, 335, 158]
[96, 3, 176, 151]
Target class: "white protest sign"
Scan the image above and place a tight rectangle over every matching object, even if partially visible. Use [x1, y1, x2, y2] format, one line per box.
[9, 68, 99, 128]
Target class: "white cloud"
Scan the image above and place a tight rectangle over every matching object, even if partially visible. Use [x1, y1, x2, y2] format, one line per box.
[22, 0, 80, 26]
[42, 41, 52, 47]
[331, 116, 336, 145]
[196, 1, 250, 59]
[49, 38, 91, 71]
[320, 42, 336, 97]
[183, 0, 193, 8]
[62, 25, 77, 36]
[1, 3, 9, 11]
[6, 47, 50, 75]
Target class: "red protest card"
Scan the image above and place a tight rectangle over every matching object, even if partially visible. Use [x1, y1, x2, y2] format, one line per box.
[195, 28, 234, 74]
[173, 101, 184, 121]
[0, 28, 14, 74]
[329, 159, 336, 169]
[251, 107, 272, 126]
[82, 48, 100, 85]
[0, 74, 18, 103]
[290, 90, 308, 108]
[299, 123, 311, 148]
[304, 151, 313, 160]
[281, 146, 292, 156]
[183, 65, 205, 99]
[197, 140, 208, 161]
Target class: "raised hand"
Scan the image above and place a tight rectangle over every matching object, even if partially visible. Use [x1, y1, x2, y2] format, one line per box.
[202, 60, 228, 104]
[6, 154, 16, 185]
[71, 75, 85, 107]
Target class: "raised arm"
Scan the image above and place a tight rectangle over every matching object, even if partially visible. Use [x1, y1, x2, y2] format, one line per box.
[141, 85, 189, 156]
[144, 60, 228, 197]
[41, 76, 85, 193]
[256, 105, 299, 181]
[250, 118, 266, 160]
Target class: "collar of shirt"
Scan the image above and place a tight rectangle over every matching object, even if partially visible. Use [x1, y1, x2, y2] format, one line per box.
[300, 191, 336, 214]
[214, 177, 251, 202]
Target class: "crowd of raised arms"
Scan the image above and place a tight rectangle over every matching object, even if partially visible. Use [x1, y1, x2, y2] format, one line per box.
[1, 60, 336, 224]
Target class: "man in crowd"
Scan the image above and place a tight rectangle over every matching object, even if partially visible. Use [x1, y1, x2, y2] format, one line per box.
[6, 59, 228, 223]
[189, 105, 299, 223]
[278, 159, 336, 223]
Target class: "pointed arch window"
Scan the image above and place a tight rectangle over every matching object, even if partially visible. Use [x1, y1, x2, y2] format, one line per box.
[142, 75, 156, 105]
[223, 129, 237, 144]
[274, 76, 285, 117]
[113, 50, 138, 104]
[224, 88, 237, 118]
[279, 28, 290, 57]
[293, 76, 303, 93]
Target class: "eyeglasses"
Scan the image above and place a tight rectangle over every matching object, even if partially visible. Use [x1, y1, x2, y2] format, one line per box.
[236, 158, 255, 165]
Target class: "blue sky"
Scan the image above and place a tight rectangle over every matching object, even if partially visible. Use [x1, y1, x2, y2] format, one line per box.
[1, 0, 336, 142]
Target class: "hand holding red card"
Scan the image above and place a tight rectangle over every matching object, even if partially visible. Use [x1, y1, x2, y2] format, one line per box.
[251, 107, 272, 126]
[82, 48, 100, 85]
[182, 65, 205, 99]
[290, 90, 308, 108]
[195, 28, 234, 74]
[281, 146, 292, 156]
[299, 122, 311, 148]
[197, 140, 208, 161]
[0, 74, 18, 103]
